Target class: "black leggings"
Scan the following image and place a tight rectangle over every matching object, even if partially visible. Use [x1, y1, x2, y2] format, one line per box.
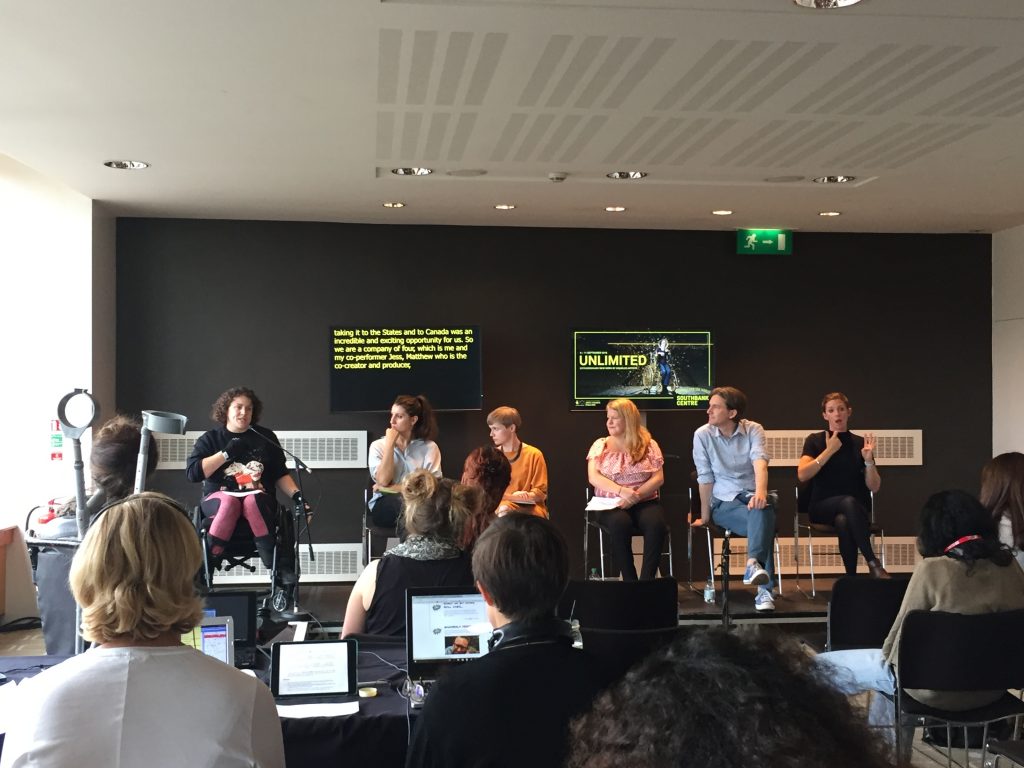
[808, 495, 878, 575]
[598, 499, 668, 581]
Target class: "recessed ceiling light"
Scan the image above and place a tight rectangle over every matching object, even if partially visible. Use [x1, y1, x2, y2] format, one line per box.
[494, 204, 516, 210]
[711, 210, 733, 216]
[819, 211, 842, 217]
[605, 206, 627, 213]
[391, 167, 433, 176]
[793, 0, 863, 7]
[103, 160, 149, 170]
[606, 171, 647, 180]
[813, 175, 856, 184]
[382, 201, 405, 208]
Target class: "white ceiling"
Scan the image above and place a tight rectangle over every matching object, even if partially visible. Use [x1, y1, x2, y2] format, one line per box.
[4, 0, 1024, 233]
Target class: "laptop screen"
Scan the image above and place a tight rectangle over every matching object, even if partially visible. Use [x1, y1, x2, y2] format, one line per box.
[271, 639, 358, 699]
[406, 586, 493, 681]
[181, 616, 235, 666]
[204, 591, 258, 649]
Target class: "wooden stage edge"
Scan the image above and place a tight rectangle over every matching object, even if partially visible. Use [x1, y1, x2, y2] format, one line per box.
[676, 578, 833, 626]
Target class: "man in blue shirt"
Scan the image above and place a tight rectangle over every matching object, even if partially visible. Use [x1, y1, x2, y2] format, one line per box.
[692, 386, 776, 612]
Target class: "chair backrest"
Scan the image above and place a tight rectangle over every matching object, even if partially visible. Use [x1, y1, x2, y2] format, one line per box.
[579, 625, 680, 686]
[897, 609, 1024, 691]
[572, 577, 679, 630]
[826, 575, 909, 651]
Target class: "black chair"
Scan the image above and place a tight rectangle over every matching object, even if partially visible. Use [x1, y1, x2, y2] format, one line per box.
[794, 485, 885, 598]
[894, 609, 1024, 767]
[583, 488, 673, 579]
[988, 739, 1024, 767]
[194, 497, 290, 610]
[570, 577, 680, 684]
[826, 574, 909, 651]
[363, 484, 399, 564]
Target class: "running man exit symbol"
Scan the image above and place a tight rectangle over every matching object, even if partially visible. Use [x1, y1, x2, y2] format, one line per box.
[736, 229, 793, 255]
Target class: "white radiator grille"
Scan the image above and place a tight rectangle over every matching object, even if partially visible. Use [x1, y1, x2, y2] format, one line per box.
[713, 535, 920, 575]
[210, 542, 363, 584]
[765, 429, 923, 467]
[155, 430, 368, 470]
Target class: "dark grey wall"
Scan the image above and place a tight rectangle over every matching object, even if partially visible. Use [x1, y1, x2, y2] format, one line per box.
[115, 219, 992, 578]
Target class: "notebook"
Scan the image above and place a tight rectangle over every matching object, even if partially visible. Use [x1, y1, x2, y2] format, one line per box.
[204, 591, 259, 668]
[270, 639, 359, 704]
[405, 586, 493, 695]
[181, 616, 235, 666]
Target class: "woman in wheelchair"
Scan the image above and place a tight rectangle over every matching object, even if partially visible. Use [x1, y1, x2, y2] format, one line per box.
[186, 386, 307, 580]
[342, 470, 478, 637]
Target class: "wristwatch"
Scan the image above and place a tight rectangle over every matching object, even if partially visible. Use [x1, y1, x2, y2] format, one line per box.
[221, 450, 230, 462]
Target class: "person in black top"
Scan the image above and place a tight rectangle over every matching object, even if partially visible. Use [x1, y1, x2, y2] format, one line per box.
[797, 391, 888, 578]
[405, 514, 604, 768]
[185, 386, 306, 579]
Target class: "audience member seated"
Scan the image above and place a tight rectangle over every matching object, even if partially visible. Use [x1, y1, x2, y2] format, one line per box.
[566, 627, 891, 768]
[981, 451, 1024, 570]
[587, 397, 667, 581]
[185, 386, 306, 584]
[816, 489, 1024, 712]
[342, 471, 476, 637]
[1, 492, 284, 768]
[367, 394, 442, 532]
[797, 391, 888, 578]
[486, 406, 550, 518]
[459, 445, 511, 551]
[406, 514, 604, 768]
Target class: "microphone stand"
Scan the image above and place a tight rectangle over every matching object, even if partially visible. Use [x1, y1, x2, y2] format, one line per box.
[247, 427, 313, 622]
[721, 529, 732, 631]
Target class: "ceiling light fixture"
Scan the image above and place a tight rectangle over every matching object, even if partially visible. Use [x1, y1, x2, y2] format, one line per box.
[103, 160, 149, 170]
[793, 0, 863, 8]
[813, 175, 856, 184]
[382, 202, 405, 208]
[494, 204, 516, 210]
[711, 210, 733, 216]
[819, 211, 842, 217]
[606, 171, 647, 180]
[391, 167, 433, 176]
[605, 206, 626, 213]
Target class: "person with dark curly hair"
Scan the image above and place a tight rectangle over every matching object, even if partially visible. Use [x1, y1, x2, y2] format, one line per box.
[185, 386, 306, 581]
[816, 489, 1024, 712]
[459, 445, 511, 550]
[981, 451, 1024, 570]
[342, 470, 476, 637]
[567, 627, 891, 768]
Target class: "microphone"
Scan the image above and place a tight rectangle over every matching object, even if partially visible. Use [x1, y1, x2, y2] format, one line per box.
[247, 426, 312, 474]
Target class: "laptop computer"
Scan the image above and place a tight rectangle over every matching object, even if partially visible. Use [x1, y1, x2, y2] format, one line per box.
[405, 586, 493, 703]
[270, 639, 359, 704]
[204, 591, 260, 668]
[181, 616, 235, 666]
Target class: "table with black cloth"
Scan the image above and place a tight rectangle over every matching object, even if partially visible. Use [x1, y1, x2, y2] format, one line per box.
[0, 635, 418, 768]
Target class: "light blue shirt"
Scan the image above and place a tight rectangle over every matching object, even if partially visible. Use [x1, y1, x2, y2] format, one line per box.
[692, 419, 769, 502]
[367, 437, 442, 509]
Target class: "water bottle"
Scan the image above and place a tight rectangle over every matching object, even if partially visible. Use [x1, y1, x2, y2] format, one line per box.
[589, 567, 601, 581]
[570, 619, 583, 648]
[703, 577, 716, 604]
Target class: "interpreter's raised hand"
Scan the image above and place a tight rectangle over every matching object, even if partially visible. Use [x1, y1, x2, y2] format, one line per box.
[824, 429, 842, 455]
[862, 433, 877, 462]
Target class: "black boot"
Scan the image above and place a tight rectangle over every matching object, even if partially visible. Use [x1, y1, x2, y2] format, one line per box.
[255, 535, 275, 570]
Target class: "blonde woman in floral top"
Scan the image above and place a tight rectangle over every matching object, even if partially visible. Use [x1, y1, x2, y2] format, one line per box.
[587, 398, 667, 580]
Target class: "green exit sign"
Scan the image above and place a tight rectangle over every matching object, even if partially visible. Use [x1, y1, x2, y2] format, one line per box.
[737, 229, 792, 255]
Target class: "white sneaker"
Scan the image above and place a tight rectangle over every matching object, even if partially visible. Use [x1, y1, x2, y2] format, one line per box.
[754, 587, 775, 612]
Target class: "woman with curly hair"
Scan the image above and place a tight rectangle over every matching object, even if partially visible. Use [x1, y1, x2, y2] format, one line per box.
[342, 470, 478, 637]
[568, 628, 891, 768]
[586, 397, 666, 580]
[2, 493, 284, 767]
[460, 445, 512, 550]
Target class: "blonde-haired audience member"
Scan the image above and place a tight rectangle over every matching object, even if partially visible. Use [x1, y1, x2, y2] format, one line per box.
[487, 406, 550, 518]
[1, 492, 284, 768]
[342, 470, 478, 637]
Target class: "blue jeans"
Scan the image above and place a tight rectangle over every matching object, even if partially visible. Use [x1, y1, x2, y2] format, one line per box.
[815, 648, 895, 696]
[711, 494, 776, 589]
